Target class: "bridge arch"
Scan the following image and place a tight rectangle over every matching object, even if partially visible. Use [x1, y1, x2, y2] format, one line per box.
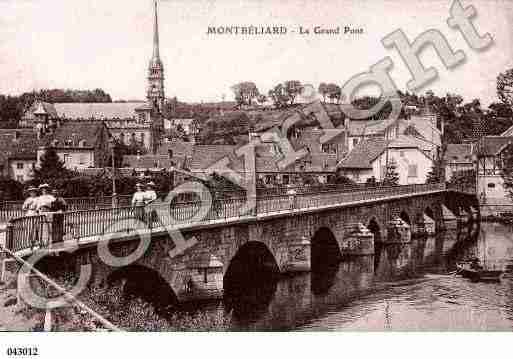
[223, 241, 280, 318]
[107, 264, 178, 312]
[223, 241, 280, 295]
[311, 227, 342, 272]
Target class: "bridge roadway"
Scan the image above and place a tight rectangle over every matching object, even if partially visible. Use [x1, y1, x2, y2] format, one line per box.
[5, 183, 448, 257]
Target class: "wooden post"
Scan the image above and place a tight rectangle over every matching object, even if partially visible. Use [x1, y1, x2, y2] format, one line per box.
[44, 306, 52, 332]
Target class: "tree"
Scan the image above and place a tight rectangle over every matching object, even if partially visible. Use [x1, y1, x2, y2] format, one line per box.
[283, 80, 303, 105]
[426, 164, 443, 184]
[268, 84, 289, 108]
[497, 68, 513, 109]
[0, 177, 24, 201]
[326, 83, 342, 104]
[32, 147, 72, 185]
[231, 82, 259, 108]
[382, 159, 400, 186]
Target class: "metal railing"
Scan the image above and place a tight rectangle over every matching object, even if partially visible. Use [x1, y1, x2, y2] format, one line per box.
[0, 195, 132, 223]
[446, 183, 476, 194]
[4, 183, 446, 254]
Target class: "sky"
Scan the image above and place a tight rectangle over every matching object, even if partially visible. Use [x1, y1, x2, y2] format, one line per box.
[0, 0, 512, 106]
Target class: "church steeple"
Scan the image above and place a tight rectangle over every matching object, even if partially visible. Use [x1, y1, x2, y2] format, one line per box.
[152, 0, 160, 62]
[147, 0, 165, 113]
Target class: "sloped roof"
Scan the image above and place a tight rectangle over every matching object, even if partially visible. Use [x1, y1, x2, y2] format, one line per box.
[122, 155, 184, 169]
[401, 116, 441, 146]
[46, 121, 107, 148]
[388, 135, 433, 153]
[0, 131, 41, 163]
[54, 102, 146, 119]
[337, 138, 389, 169]
[476, 136, 513, 156]
[445, 143, 473, 163]
[187, 145, 244, 172]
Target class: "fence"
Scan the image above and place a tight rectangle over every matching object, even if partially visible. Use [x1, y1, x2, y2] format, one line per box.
[0, 195, 132, 223]
[4, 183, 446, 254]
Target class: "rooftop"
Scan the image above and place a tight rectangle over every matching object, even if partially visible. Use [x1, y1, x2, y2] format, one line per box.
[53, 102, 147, 120]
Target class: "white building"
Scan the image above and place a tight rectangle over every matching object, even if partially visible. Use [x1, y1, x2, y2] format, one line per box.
[337, 135, 434, 185]
[475, 136, 513, 205]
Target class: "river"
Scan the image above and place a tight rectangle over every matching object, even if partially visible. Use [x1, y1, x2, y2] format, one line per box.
[169, 221, 513, 331]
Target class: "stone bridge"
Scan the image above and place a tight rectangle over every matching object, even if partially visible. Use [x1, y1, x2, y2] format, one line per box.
[1, 184, 478, 305]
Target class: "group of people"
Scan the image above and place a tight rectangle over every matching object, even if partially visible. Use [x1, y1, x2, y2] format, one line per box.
[22, 183, 67, 217]
[131, 181, 158, 207]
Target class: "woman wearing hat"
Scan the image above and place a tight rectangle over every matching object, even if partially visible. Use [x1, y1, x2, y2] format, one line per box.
[132, 183, 146, 222]
[131, 183, 146, 207]
[144, 181, 157, 205]
[22, 186, 39, 216]
[144, 181, 158, 226]
[36, 183, 56, 214]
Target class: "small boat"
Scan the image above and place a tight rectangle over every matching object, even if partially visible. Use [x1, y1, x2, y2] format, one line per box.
[456, 259, 503, 282]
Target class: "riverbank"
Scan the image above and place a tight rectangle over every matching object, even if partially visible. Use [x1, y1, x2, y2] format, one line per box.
[0, 270, 232, 331]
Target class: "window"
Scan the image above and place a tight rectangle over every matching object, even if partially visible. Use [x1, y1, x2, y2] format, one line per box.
[322, 143, 330, 153]
[408, 164, 418, 178]
[16, 175, 23, 182]
[488, 183, 496, 188]
[352, 138, 359, 147]
[16, 163, 24, 169]
[282, 175, 290, 185]
[63, 154, 70, 163]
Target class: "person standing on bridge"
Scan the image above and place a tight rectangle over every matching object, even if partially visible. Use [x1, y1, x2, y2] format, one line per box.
[144, 182, 158, 205]
[51, 188, 67, 244]
[51, 189, 67, 213]
[22, 186, 39, 216]
[144, 182, 158, 227]
[286, 184, 297, 210]
[35, 184, 56, 247]
[132, 183, 146, 222]
[36, 184, 56, 214]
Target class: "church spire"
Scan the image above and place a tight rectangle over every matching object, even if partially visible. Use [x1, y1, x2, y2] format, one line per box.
[147, 0, 165, 113]
[152, 0, 160, 61]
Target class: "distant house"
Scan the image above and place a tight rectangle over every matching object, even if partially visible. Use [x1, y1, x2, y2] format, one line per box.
[0, 130, 40, 182]
[475, 136, 513, 204]
[337, 135, 434, 185]
[444, 143, 474, 181]
[38, 121, 111, 170]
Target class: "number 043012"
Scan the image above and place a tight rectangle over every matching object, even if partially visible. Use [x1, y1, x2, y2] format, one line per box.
[6, 347, 39, 356]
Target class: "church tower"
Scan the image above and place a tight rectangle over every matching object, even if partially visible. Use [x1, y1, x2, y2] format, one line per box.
[147, 0, 165, 113]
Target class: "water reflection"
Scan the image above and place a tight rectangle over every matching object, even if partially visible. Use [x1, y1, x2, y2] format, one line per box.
[168, 221, 513, 330]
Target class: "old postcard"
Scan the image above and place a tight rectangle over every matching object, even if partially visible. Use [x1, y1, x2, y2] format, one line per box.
[1, 0, 513, 356]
